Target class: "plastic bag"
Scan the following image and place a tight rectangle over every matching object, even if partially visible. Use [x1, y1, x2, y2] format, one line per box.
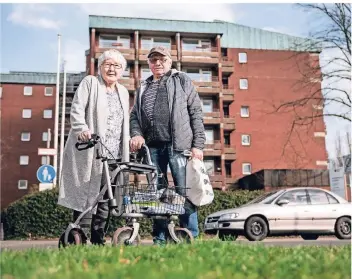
[186, 158, 214, 206]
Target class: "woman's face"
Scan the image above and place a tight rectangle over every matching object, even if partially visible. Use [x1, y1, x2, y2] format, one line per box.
[100, 58, 123, 85]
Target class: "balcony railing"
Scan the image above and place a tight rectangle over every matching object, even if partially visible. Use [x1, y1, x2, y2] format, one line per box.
[95, 43, 135, 61]
[181, 47, 219, 64]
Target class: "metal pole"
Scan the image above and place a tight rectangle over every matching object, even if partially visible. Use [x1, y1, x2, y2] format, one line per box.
[59, 60, 67, 179]
[47, 128, 51, 165]
[53, 34, 61, 186]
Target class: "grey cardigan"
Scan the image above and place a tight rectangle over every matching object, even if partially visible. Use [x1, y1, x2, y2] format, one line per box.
[58, 75, 130, 213]
[130, 69, 205, 151]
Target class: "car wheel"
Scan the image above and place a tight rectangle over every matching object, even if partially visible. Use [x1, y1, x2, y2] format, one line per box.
[335, 217, 351, 240]
[218, 230, 238, 241]
[301, 234, 319, 240]
[244, 216, 268, 241]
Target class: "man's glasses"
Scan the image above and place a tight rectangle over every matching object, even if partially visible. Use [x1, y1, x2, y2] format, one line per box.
[103, 63, 122, 69]
[149, 57, 169, 64]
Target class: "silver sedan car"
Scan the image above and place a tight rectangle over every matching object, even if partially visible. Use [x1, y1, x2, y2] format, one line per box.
[204, 187, 351, 241]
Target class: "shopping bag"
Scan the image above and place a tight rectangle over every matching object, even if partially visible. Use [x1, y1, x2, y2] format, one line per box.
[186, 158, 214, 206]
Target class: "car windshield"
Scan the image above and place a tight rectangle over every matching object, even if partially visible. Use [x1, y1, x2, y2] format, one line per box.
[245, 190, 282, 205]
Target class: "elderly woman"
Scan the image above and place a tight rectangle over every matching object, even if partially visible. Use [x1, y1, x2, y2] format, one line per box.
[58, 49, 130, 245]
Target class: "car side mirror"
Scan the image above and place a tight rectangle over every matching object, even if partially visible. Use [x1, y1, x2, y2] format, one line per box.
[277, 199, 290, 206]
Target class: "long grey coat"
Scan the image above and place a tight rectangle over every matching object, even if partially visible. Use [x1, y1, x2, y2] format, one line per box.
[58, 75, 130, 213]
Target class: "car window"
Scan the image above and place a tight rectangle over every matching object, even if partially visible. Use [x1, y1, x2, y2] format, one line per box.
[326, 193, 339, 204]
[307, 189, 330, 205]
[278, 190, 308, 205]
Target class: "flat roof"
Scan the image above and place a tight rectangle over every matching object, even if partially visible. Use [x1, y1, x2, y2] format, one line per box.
[89, 15, 320, 52]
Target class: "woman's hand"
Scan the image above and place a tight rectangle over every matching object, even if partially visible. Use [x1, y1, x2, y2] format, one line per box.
[78, 130, 92, 142]
[130, 136, 145, 152]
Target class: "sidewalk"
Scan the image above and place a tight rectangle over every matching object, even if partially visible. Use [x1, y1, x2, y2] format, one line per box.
[0, 236, 340, 250]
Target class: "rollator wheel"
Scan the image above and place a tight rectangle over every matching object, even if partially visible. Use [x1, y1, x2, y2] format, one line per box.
[167, 228, 194, 244]
[112, 226, 141, 246]
[58, 229, 84, 248]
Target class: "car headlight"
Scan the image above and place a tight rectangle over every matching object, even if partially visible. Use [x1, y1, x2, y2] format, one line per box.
[219, 213, 239, 221]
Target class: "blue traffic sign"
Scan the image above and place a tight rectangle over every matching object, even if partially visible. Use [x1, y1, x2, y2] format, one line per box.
[37, 165, 56, 183]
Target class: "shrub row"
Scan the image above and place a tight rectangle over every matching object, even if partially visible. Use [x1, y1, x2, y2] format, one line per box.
[1, 188, 263, 240]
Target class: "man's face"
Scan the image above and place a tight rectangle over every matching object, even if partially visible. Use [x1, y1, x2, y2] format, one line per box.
[148, 54, 172, 77]
[100, 58, 123, 84]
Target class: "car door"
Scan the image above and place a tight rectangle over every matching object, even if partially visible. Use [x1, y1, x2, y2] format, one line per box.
[269, 189, 310, 233]
[306, 189, 340, 232]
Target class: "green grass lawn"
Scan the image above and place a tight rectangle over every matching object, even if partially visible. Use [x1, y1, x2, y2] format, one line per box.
[1, 241, 350, 279]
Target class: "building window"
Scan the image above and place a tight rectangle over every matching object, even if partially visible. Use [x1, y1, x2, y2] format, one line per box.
[140, 67, 152, 81]
[43, 109, 53, 119]
[205, 129, 214, 144]
[24, 86, 32, 96]
[314, 132, 326, 137]
[204, 160, 215, 175]
[121, 66, 130, 79]
[239, 79, 248, 89]
[240, 106, 249, 117]
[21, 132, 31, 142]
[242, 163, 252, 175]
[22, 109, 32, 118]
[41, 156, 49, 165]
[42, 132, 49, 142]
[99, 34, 130, 48]
[45, 87, 53, 96]
[241, 135, 251, 146]
[225, 161, 232, 176]
[18, 180, 28, 189]
[224, 133, 230, 145]
[184, 68, 212, 82]
[141, 37, 171, 50]
[20, 155, 29, 165]
[202, 98, 213, 113]
[238, 52, 248, 63]
[182, 39, 211, 52]
[312, 104, 324, 110]
[0, 87, 2, 98]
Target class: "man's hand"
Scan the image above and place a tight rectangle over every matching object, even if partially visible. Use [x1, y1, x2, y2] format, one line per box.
[130, 136, 145, 152]
[191, 147, 203, 161]
[78, 130, 91, 142]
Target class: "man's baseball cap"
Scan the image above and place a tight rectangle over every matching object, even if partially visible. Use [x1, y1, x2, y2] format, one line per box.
[147, 46, 172, 59]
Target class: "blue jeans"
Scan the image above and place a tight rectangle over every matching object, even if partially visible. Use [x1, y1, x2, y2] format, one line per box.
[149, 143, 199, 242]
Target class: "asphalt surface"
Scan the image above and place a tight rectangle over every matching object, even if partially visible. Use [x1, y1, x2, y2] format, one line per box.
[1, 237, 350, 251]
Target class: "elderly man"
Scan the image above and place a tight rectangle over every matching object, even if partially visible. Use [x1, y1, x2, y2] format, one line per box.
[130, 46, 206, 244]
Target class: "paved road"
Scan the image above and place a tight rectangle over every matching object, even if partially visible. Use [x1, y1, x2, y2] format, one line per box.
[1, 237, 350, 251]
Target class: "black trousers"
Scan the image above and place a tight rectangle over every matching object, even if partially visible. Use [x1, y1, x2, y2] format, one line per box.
[72, 164, 120, 244]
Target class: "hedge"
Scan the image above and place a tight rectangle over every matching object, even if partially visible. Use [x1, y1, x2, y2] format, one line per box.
[1, 188, 263, 240]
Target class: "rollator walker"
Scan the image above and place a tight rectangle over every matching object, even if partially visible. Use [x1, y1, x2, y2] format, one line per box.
[59, 134, 193, 247]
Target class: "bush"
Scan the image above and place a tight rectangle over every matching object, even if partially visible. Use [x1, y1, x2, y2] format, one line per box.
[1, 188, 263, 240]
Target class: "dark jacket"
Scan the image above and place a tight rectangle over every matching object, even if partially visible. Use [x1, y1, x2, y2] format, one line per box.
[130, 69, 206, 151]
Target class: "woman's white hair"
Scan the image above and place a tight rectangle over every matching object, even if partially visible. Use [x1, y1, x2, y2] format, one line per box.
[97, 49, 127, 75]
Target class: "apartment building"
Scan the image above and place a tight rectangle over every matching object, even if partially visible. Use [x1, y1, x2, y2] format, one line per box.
[0, 72, 57, 208]
[86, 16, 328, 189]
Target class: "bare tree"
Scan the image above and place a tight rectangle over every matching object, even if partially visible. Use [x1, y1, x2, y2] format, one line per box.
[274, 4, 351, 126]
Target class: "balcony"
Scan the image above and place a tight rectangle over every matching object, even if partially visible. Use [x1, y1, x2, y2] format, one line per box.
[209, 172, 223, 182]
[223, 116, 235, 131]
[181, 47, 219, 64]
[225, 176, 237, 185]
[203, 110, 221, 125]
[138, 46, 177, 62]
[118, 75, 135, 91]
[95, 43, 135, 61]
[222, 85, 234, 101]
[224, 144, 236, 154]
[224, 153, 236, 160]
[193, 77, 220, 95]
[221, 57, 234, 73]
[204, 140, 221, 156]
